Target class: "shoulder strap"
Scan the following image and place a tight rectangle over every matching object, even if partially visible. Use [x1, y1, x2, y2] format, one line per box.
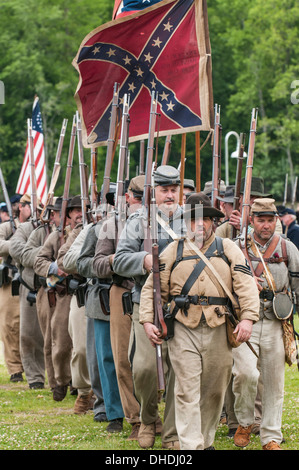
[179, 240, 217, 296]
[184, 238, 238, 309]
[281, 237, 288, 267]
[254, 234, 280, 278]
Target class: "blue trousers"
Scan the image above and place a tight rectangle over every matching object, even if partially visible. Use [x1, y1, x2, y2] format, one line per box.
[93, 319, 124, 421]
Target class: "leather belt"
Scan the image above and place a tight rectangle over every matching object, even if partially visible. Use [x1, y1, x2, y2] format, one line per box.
[188, 295, 228, 306]
[259, 289, 275, 301]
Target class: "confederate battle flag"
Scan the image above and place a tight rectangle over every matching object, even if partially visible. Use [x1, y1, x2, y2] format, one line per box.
[72, 0, 213, 147]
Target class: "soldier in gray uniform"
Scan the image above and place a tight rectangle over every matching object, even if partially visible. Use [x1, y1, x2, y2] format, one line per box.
[233, 198, 299, 450]
[0, 194, 27, 382]
[21, 197, 62, 391]
[9, 193, 45, 389]
[113, 165, 186, 450]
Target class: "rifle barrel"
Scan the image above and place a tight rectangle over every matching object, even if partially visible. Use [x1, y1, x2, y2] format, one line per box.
[59, 115, 76, 242]
[239, 108, 258, 273]
[211, 104, 221, 208]
[0, 168, 16, 233]
[102, 83, 120, 204]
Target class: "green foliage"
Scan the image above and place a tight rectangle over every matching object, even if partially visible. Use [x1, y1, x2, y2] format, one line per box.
[0, 0, 298, 200]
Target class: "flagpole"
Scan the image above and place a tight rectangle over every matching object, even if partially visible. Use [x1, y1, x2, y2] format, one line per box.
[179, 133, 186, 206]
[195, 131, 201, 191]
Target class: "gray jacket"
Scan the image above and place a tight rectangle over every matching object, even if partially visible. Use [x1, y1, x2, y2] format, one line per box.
[76, 221, 110, 321]
[237, 233, 299, 320]
[113, 205, 186, 303]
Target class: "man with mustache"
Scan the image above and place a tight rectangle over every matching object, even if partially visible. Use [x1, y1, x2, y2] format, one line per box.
[113, 165, 186, 450]
[139, 192, 259, 450]
[33, 196, 83, 401]
[232, 198, 299, 450]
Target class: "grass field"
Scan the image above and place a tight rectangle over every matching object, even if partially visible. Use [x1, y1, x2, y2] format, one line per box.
[0, 352, 298, 451]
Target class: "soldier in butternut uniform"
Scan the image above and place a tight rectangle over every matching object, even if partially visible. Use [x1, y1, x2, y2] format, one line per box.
[33, 196, 82, 401]
[9, 193, 45, 389]
[139, 192, 260, 450]
[0, 194, 28, 382]
[93, 175, 145, 439]
[21, 197, 62, 391]
[233, 199, 299, 450]
[56, 221, 96, 415]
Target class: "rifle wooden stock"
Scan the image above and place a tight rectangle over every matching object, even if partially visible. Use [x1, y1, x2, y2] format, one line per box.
[40, 118, 68, 224]
[90, 147, 98, 222]
[211, 104, 221, 209]
[0, 168, 16, 233]
[161, 135, 172, 166]
[76, 112, 91, 226]
[239, 108, 258, 271]
[231, 132, 245, 239]
[59, 115, 76, 244]
[27, 118, 38, 227]
[143, 91, 166, 392]
[102, 83, 120, 205]
[152, 243, 166, 393]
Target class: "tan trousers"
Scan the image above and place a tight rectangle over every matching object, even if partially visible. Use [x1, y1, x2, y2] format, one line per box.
[36, 286, 56, 389]
[109, 284, 140, 425]
[68, 295, 91, 395]
[232, 318, 285, 446]
[129, 303, 177, 443]
[36, 286, 72, 387]
[19, 284, 45, 385]
[0, 283, 23, 375]
[168, 320, 232, 450]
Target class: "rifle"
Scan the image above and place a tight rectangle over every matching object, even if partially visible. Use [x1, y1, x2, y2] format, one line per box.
[231, 132, 245, 239]
[238, 108, 258, 271]
[90, 147, 98, 222]
[211, 104, 221, 209]
[40, 118, 68, 225]
[58, 115, 76, 245]
[27, 118, 38, 228]
[76, 111, 91, 226]
[283, 173, 288, 206]
[101, 82, 120, 208]
[0, 168, 16, 233]
[143, 91, 166, 392]
[161, 135, 172, 166]
[115, 93, 130, 237]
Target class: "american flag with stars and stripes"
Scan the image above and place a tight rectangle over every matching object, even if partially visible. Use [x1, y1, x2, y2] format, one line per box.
[16, 96, 48, 204]
[73, 0, 213, 147]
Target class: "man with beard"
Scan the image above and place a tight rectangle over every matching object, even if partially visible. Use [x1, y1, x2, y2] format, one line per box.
[113, 165, 186, 450]
[9, 193, 45, 389]
[139, 192, 259, 450]
[21, 197, 63, 392]
[33, 196, 82, 401]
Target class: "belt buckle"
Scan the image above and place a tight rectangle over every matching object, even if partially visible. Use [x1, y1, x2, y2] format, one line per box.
[200, 296, 209, 305]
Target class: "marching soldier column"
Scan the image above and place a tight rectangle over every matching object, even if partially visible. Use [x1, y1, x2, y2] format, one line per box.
[0, 90, 299, 452]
